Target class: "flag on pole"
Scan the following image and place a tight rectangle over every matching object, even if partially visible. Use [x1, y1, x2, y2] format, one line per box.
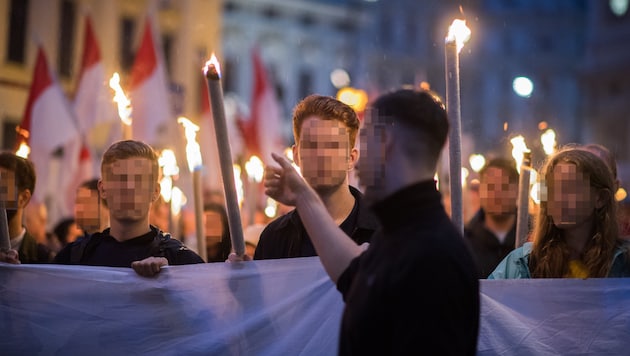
[238, 47, 285, 165]
[19, 46, 81, 223]
[129, 17, 172, 144]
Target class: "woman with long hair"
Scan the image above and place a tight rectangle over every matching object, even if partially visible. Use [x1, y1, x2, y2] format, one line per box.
[489, 146, 630, 278]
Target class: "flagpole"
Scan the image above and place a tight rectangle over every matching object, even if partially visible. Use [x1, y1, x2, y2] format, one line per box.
[204, 55, 245, 257]
[0, 209, 10, 251]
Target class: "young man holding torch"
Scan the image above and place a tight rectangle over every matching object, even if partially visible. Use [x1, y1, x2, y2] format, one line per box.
[264, 89, 480, 354]
[54, 140, 203, 276]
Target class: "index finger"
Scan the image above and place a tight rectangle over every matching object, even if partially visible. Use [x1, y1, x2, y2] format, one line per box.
[271, 152, 293, 169]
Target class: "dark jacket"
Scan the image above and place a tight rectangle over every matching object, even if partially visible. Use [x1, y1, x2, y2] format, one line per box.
[18, 230, 53, 264]
[54, 225, 204, 266]
[337, 181, 480, 355]
[254, 186, 378, 259]
[464, 208, 516, 278]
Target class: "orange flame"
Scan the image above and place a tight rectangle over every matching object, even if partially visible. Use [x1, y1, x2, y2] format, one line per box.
[109, 72, 132, 126]
[203, 53, 221, 78]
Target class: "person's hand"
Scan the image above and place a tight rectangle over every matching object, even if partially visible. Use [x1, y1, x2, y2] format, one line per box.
[264, 152, 309, 206]
[0, 249, 20, 264]
[226, 252, 252, 263]
[131, 256, 168, 277]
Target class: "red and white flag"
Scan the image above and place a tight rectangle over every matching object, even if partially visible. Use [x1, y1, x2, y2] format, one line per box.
[129, 17, 172, 145]
[238, 47, 285, 165]
[19, 46, 81, 220]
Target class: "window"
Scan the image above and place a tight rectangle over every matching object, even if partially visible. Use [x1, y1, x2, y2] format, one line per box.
[2, 120, 19, 150]
[161, 34, 173, 76]
[298, 69, 312, 100]
[7, 0, 29, 64]
[223, 57, 237, 93]
[58, 0, 76, 77]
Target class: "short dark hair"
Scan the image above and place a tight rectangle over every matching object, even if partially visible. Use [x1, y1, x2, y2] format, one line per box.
[370, 89, 449, 162]
[479, 157, 519, 184]
[78, 178, 107, 209]
[0, 151, 36, 194]
[293, 94, 360, 147]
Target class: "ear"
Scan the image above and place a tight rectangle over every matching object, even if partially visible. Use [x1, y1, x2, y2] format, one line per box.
[348, 147, 359, 171]
[98, 179, 106, 200]
[152, 181, 161, 202]
[292, 144, 300, 167]
[18, 189, 32, 209]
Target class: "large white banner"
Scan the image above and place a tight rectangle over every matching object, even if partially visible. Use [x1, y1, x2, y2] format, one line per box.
[1, 257, 629, 355]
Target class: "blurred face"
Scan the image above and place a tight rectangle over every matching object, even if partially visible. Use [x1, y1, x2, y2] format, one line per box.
[547, 162, 596, 228]
[479, 167, 518, 215]
[358, 109, 387, 203]
[0, 168, 18, 209]
[75, 187, 101, 233]
[100, 158, 157, 223]
[295, 117, 351, 193]
[66, 223, 84, 244]
[204, 210, 224, 245]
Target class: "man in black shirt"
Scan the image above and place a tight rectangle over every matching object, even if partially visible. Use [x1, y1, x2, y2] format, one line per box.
[254, 95, 377, 260]
[465, 157, 519, 278]
[55, 140, 203, 275]
[264, 89, 480, 354]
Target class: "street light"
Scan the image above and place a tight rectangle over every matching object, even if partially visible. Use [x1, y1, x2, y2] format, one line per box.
[513, 76, 534, 98]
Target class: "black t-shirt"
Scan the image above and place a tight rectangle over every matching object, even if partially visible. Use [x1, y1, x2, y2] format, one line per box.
[54, 226, 204, 267]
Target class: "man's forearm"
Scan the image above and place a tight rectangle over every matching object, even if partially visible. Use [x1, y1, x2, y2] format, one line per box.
[295, 187, 363, 283]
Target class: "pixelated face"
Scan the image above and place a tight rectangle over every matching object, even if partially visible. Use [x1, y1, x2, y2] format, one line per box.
[204, 210, 224, 245]
[0, 168, 18, 209]
[358, 109, 387, 201]
[547, 162, 596, 228]
[101, 158, 156, 222]
[75, 187, 101, 233]
[479, 167, 518, 215]
[296, 117, 351, 191]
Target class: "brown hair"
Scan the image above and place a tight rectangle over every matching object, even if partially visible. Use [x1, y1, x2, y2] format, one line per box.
[479, 157, 519, 185]
[529, 146, 620, 278]
[292, 95, 360, 147]
[101, 140, 159, 181]
[0, 151, 36, 194]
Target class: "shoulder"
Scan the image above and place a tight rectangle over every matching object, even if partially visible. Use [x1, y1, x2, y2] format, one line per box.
[156, 231, 204, 265]
[259, 210, 298, 237]
[487, 243, 532, 279]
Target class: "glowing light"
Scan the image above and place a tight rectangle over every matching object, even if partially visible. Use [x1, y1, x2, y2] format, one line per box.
[337, 87, 368, 112]
[160, 176, 173, 202]
[461, 167, 469, 188]
[330, 69, 350, 88]
[541, 129, 557, 155]
[264, 197, 278, 218]
[503, 122, 508, 131]
[203, 53, 221, 78]
[538, 121, 548, 130]
[177, 117, 203, 171]
[159, 149, 179, 177]
[245, 155, 264, 183]
[469, 154, 486, 173]
[170, 187, 186, 215]
[15, 142, 30, 158]
[530, 182, 541, 205]
[513, 76, 534, 98]
[434, 172, 440, 190]
[234, 164, 244, 207]
[510, 135, 531, 174]
[109, 72, 132, 126]
[446, 19, 471, 53]
[616, 187, 627, 202]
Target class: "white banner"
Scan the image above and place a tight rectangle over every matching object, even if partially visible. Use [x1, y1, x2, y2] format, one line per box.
[1, 257, 629, 355]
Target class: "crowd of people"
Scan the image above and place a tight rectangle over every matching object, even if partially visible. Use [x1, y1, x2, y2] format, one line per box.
[2, 87, 630, 353]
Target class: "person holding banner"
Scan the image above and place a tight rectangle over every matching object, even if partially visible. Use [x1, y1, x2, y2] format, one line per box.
[264, 89, 479, 354]
[255, 94, 378, 260]
[54, 140, 204, 276]
[0, 152, 53, 264]
[489, 146, 630, 279]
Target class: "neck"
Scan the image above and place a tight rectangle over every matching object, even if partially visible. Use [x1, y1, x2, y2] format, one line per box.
[8, 210, 23, 239]
[108, 218, 151, 242]
[319, 183, 355, 225]
[484, 212, 516, 234]
[562, 217, 594, 258]
[385, 156, 434, 197]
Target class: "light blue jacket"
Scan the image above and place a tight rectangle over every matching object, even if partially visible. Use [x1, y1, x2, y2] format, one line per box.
[488, 241, 630, 279]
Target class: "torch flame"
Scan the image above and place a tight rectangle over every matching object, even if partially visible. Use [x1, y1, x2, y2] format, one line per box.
[510, 135, 530, 174]
[158, 149, 179, 177]
[170, 187, 186, 216]
[245, 155, 264, 183]
[469, 154, 486, 173]
[15, 142, 30, 158]
[541, 128, 557, 155]
[177, 117, 203, 171]
[234, 164, 244, 207]
[109, 72, 132, 126]
[446, 19, 471, 53]
[203, 53, 221, 78]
